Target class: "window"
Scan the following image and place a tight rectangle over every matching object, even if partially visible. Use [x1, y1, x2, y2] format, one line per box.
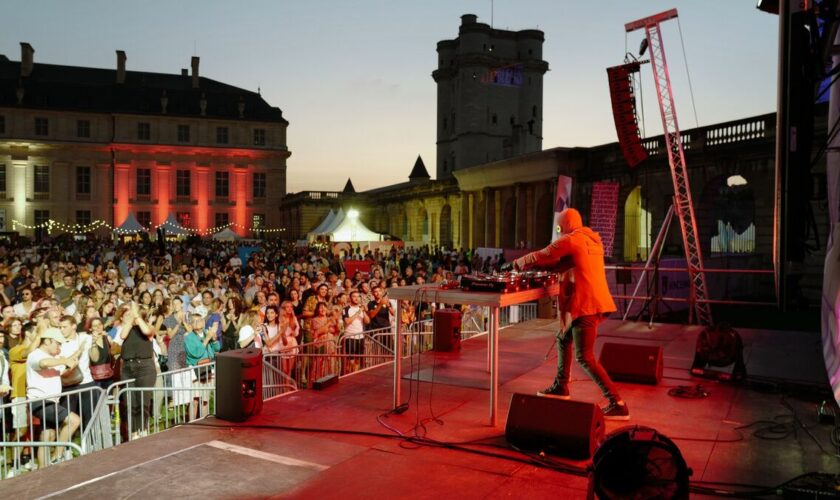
[711, 175, 755, 255]
[0, 165, 6, 193]
[136, 168, 151, 196]
[77, 120, 91, 138]
[176, 170, 191, 197]
[177, 124, 190, 143]
[215, 171, 229, 198]
[137, 211, 151, 229]
[76, 166, 91, 197]
[35, 117, 49, 136]
[215, 212, 229, 228]
[177, 211, 191, 228]
[34, 210, 50, 241]
[34, 165, 49, 196]
[253, 128, 266, 146]
[623, 186, 651, 261]
[216, 127, 229, 144]
[76, 210, 91, 226]
[137, 122, 150, 140]
[252, 213, 265, 233]
[252, 172, 266, 198]
[0, 115, 5, 134]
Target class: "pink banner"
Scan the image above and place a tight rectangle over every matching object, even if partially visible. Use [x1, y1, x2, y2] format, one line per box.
[589, 181, 620, 258]
[552, 175, 573, 242]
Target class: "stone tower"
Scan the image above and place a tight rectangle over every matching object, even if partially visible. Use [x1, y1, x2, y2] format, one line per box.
[433, 14, 549, 179]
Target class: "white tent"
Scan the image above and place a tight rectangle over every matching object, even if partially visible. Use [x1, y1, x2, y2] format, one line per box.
[321, 208, 345, 235]
[115, 213, 146, 234]
[329, 213, 382, 242]
[307, 210, 336, 240]
[159, 214, 191, 236]
[212, 227, 241, 241]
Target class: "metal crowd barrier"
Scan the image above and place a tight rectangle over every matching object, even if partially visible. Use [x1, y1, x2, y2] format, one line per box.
[0, 386, 100, 478]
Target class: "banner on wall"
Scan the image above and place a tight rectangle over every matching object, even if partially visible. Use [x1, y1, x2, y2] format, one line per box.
[589, 181, 621, 258]
[552, 176, 573, 242]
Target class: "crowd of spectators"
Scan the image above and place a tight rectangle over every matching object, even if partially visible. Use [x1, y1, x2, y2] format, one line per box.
[0, 235, 504, 472]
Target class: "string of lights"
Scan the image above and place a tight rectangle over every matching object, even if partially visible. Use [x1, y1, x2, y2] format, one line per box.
[11, 218, 286, 236]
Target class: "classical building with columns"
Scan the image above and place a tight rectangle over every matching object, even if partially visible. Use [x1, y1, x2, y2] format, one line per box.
[0, 43, 289, 239]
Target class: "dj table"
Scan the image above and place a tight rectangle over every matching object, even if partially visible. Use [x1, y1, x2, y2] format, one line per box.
[388, 283, 559, 426]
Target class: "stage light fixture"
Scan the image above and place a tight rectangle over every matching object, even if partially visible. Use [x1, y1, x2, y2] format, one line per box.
[589, 426, 691, 500]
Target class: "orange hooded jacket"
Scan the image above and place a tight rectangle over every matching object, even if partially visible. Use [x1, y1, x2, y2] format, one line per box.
[515, 209, 616, 319]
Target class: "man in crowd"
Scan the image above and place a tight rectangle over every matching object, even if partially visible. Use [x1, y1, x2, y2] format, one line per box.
[343, 291, 369, 373]
[26, 327, 82, 466]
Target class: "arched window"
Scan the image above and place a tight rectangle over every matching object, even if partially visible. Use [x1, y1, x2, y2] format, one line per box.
[623, 186, 652, 261]
[419, 206, 429, 242]
[439, 205, 452, 249]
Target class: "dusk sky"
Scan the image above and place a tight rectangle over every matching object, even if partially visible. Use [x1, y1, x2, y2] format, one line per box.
[2, 1, 778, 193]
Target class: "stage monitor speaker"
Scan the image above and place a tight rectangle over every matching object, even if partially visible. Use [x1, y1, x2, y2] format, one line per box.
[505, 393, 604, 459]
[215, 348, 263, 422]
[607, 62, 648, 168]
[599, 342, 663, 385]
[433, 308, 461, 352]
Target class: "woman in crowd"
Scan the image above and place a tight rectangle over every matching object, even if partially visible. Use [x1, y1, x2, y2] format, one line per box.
[164, 305, 192, 420]
[183, 314, 219, 419]
[309, 301, 337, 381]
[236, 310, 264, 350]
[117, 303, 156, 440]
[220, 296, 243, 352]
[262, 305, 282, 353]
[278, 300, 301, 377]
[288, 289, 304, 317]
[88, 318, 114, 389]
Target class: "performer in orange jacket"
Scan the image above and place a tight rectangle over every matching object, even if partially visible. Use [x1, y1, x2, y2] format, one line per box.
[514, 208, 629, 420]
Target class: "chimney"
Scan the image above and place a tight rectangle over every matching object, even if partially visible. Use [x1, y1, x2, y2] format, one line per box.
[181, 68, 188, 76]
[20, 42, 34, 77]
[191, 56, 199, 88]
[116, 50, 126, 84]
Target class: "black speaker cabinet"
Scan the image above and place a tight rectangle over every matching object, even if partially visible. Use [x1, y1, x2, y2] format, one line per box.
[433, 308, 461, 352]
[599, 342, 663, 385]
[505, 393, 605, 459]
[215, 348, 263, 422]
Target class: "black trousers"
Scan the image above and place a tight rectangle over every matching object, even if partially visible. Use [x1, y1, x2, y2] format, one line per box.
[555, 314, 620, 403]
[120, 358, 157, 433]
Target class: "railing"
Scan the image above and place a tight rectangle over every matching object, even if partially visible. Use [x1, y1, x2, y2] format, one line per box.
[606, 263, 779, 320]
[0, 386, 99, 478]
[637, 114, 774, 157]
[1, 305, 539, 479]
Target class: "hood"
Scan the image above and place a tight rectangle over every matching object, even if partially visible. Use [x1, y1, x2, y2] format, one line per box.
[576, 226, 604, 247]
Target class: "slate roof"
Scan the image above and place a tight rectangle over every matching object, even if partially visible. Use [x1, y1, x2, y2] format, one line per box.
[0, 59, 287, 123]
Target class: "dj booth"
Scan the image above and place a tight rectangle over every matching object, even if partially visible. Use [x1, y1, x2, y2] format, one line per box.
[388, 280, 559, 426]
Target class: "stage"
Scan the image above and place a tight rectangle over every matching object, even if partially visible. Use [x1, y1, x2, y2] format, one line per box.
[6, 318, 839, 499]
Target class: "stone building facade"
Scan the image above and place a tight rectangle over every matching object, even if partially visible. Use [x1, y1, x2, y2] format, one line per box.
[434, 14, 548, 179]
[0, 43, 289, 239]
